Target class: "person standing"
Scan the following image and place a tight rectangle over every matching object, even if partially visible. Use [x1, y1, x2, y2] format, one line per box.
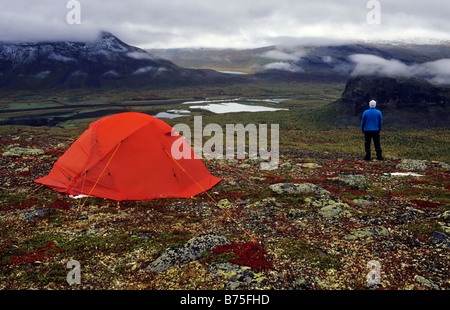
[361, 100, 383, 160]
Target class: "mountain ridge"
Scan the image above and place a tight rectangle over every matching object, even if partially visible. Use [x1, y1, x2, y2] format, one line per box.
[149, 42, 450, 84]
[0, 32, 244, 90]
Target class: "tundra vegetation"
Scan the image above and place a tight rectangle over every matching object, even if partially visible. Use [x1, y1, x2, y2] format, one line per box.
[0, 81, 448, 290]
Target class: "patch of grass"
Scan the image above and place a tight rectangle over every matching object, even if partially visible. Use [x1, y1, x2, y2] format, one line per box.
[19, 264, 67, 286]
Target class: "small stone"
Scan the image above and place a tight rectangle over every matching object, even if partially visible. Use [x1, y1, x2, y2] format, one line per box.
[429, 231, 450, 249]
[24, 208, 54, 221]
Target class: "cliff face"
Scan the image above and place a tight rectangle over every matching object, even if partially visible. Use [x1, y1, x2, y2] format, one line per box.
[334, 75, 450, 128]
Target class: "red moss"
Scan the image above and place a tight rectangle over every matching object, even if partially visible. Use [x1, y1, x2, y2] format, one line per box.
[344, 189, 366, 196]
[18, 170, 31, 177]
[212, 242, 274, 271]
[48, 198, 72, 210]
[9, 241, 63, 265]
[44, 149, 65, 156]
[265, 175, 284, 179]
[411, 199, 443, 210]
[409, 180, 431, 184]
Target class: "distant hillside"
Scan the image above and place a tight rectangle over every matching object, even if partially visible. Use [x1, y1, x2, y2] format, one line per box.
[333, 75, 450, 129]
[0, 32, 244, 90]
[149, 43, 450, 84]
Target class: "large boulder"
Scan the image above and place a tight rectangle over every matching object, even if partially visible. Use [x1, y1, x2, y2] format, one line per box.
[146, 233, 230, 272]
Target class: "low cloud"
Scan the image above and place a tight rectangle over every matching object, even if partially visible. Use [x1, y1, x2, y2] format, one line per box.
[263, 62, 304, 73]
[127, 51, 160, 61]
[349, 54, 410, 76]
[261, 48, 306, 62]
[349, 54, 450, 85]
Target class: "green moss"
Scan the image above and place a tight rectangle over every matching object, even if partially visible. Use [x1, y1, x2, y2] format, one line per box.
[278, 238, 342, 271]
[405, 220, 445, 240]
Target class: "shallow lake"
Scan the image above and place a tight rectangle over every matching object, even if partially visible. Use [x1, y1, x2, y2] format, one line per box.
[0, 97, 291, 127]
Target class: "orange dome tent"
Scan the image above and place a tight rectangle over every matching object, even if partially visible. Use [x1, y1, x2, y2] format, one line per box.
[35, 112, 221, 201]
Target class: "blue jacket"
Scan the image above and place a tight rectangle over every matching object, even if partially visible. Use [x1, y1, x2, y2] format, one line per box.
[361, 108, 383, 131]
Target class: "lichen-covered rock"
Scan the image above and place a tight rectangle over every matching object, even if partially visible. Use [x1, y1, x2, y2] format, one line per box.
[305, 195, 352, 220]
[217, 199, 233, 209]
[279, 162, 292, 169]
[318, 205, 352, 220]
[344, 226, 390, 241]
[414, 275, 440, 290]
[396, 159, 428, 170]
[244, 197, 276, 209]
[442, 211, 450, 222]
[305, 195, 347, 209]
[294, 163, 322, 170]
[3, 147, 44, 157]
[338, 175, 367, 190]
[209, 262, 267, 289]
[269, 183, 329, 195]
[146, 233, 230, 272]
[437, 162, 450, 169]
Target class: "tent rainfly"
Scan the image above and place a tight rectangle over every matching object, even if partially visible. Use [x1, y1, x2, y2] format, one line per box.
[35, 112, 221, 201]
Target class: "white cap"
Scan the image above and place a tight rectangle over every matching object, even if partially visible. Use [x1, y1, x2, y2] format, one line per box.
[369, 100, 377, 108]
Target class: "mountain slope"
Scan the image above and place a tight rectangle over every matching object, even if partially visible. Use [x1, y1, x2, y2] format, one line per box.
[149, 43, 450, 84]
[0, 32, 242, 90]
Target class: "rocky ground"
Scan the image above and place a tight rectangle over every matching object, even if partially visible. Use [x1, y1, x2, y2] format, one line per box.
[0, 130, 449, 291]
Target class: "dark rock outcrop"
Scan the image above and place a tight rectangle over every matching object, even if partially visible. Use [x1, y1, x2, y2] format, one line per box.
[333, 75, 450, 128]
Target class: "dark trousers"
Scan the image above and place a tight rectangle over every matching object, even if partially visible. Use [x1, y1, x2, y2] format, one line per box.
[364, 131, 382, 160]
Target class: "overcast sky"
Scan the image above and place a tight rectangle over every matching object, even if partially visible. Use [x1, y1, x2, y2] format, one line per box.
[1, 0, 449, 48]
